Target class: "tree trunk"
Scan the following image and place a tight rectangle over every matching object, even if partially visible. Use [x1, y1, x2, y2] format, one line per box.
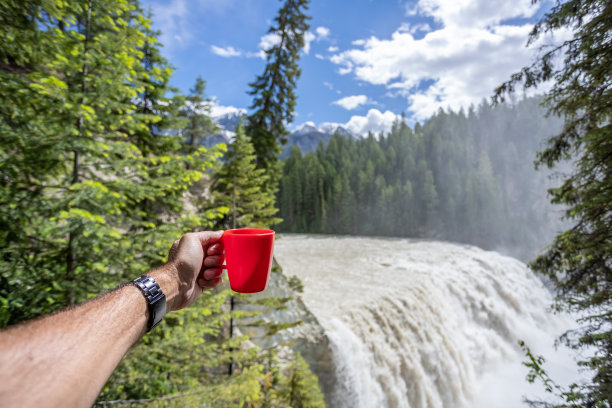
[228, 294, 235, 376]
[66, 0, 92, 306]
[232, 175, 237, 229]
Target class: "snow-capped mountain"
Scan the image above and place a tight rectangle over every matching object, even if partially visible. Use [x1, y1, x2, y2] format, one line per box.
[207, 114, 353, 156]
[215, 111, 244, 135]
[285, 121, 352, 157]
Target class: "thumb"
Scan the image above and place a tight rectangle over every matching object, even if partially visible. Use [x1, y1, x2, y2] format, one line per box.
[168, 239, 180, 262]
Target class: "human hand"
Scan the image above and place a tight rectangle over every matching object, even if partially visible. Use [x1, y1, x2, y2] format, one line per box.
[151, 231, 225, 312]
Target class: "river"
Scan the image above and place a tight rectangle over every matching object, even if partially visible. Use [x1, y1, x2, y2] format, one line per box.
[273, 234, 576, 408]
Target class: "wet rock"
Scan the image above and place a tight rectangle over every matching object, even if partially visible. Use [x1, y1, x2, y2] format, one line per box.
[235, 259, 338, 405]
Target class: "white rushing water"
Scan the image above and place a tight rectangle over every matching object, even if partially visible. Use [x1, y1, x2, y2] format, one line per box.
[273, 234, 576, 408]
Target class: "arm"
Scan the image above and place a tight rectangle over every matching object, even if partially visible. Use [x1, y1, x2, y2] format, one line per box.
[0, 231, 224, 408]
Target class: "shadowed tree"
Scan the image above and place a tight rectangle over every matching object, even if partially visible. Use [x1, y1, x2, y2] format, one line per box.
[495, 0, 612, 405]
[211, 121, 281, 230]
[245, 0, 310, 192]
[181, 75, 218, 153]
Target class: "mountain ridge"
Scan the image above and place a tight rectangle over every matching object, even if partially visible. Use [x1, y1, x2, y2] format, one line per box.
[205, 113, 354, 156]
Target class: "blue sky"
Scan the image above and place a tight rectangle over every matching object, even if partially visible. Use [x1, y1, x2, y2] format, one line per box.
[141, 0, 559, 135]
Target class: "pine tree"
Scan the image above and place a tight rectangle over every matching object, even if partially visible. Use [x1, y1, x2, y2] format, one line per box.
[0, 1, 248, 404]
[0, 0, 181, 319]
[0, 2, 325, 407]
[245, 0, 310, 191]
[495, 1, 611, 405]
[131, 7, 185, 156]
[180, 75, 218, 153]
[265, 352, 326, 408]
[210, 121, 281, 385]
[471, 151, 501, 247]
[212, 121, 281, 230]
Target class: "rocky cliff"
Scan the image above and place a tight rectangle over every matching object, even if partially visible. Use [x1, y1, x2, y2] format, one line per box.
[235, 259, 338, 405]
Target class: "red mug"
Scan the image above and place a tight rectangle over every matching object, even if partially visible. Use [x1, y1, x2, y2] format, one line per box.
[222, 228, 275, 293]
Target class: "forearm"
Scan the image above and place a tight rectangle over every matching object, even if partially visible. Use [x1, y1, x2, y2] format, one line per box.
[0, 231, 223, 408]
[0, 265, 178, 408]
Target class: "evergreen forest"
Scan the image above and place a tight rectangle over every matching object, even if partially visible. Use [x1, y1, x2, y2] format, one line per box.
[0, 0, 325, 406]
[277, 97, 566, 261]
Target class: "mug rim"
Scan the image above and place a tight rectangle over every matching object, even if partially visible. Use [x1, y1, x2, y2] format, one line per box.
[224, 228, 275, 236]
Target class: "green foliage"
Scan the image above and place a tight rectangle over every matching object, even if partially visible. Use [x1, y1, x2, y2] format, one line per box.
[0, 2, 327, 407]
[288, 276, 304, 293]
[0, 0, 223, 397]
[99, 286, 266, 406]
[212, 121, 281, 230]
[260, 351, 326, 408]
[277, 98, 563, 259]
[0, 0, 220, 323]
[131, 6, 186, 156]
[286, 353, 326, 408]
[180, 76, 219, 153]
[245, 0, 311, 191]
[518, 340, 596, 408]
[495, 1, 612, 405]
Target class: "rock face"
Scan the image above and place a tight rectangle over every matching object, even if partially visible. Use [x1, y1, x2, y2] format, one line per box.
[235, 259, 338, 406]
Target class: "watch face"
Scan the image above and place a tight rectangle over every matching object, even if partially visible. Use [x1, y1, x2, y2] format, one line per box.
[148, 296, 166, 330]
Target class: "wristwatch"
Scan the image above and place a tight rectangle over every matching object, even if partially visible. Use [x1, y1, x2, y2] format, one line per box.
[132, 275, 166, 331]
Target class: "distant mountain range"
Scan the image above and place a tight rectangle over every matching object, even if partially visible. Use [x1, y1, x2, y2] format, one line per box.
[204, 112, 353, 157]
[286, 121, 352, 157]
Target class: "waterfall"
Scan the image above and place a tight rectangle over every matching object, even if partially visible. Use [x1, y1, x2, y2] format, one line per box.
[274, 234, 576, 408]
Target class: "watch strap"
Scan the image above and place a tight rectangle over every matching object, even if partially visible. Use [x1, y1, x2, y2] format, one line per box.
[132, 275, 166, 331]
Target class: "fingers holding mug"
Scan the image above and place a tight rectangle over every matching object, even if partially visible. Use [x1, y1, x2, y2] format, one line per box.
[198, 268, 224, 289]
[207, 242, 223, 256]
[204, 254, 224, 269]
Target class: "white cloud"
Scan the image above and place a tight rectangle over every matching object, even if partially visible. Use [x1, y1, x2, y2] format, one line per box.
[330, 0, 564, 120]
[150, 0, 235, 54]
[150, 0, 191, 52]
[210, 98, 247, 118]
[398, 22, 432, 35]
[315, 26, 330, 39]
[259, 32, 282, 51]
[296, 109, 400, 137]
[248, 32, 282, 59]
[247, 50, 267, 59]
[255, 25, 329, 58]
[328, 46, 339, 52]
[416, 0, 538, 28]
[405, 3, 419, 16]
[344, 109, 400, 136]
[210, 45, 241, 57]
[337, 61, 354, 75]
[323, 81, 334, 90]
[333, 95, 371, 110]
[304, 26, 331, 54]
[303, 31, 316, 54]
